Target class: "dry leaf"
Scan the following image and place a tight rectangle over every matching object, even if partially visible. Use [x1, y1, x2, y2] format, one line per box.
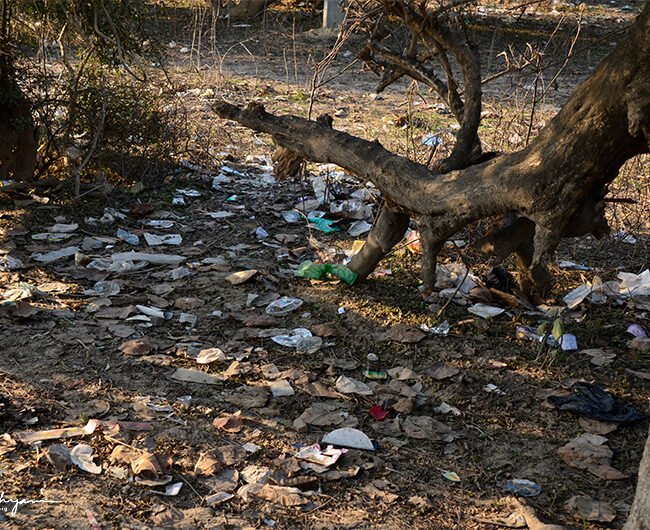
[213, 411, 244, 433]
[119, 338, 154, 356]
[225, 386, 269, 408]
[558, 433, 628, 480]
[45, 444, 72, 472]
[245, 483, 309, 506]
[216, 445, 248, 466]
[194, 451, 221, 476]
[565, 495, 616, 522]
[426, 362, 460, 380]
[226, 270, 258, 285]
[381, 323, 426, 343]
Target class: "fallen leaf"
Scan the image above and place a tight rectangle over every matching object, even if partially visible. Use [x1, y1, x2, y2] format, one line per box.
[45, 444, 72, 472]
[381, 323, 426, 343]
[170, 368, 224, 385]
[194, 452, 221, 477]
[216, 445, 248, 466]
[565, 495, 616, 522]
[213, 411, 244, 433]
[225, 386, 269, 408]
[243, 483, 309, 506]
[578, 417, 618, 435]
[119, 338, 154, 356]
[426, 362, 460, 380]
[558, 433, 628, 480]
[226, 270, 258, 285]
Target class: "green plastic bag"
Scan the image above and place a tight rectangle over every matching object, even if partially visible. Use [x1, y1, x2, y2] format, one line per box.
[296, 260, 357, 286]
[307, 216, 341, 233]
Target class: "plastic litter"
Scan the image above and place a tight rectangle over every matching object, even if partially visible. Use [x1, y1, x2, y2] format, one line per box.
[111, 251, 185, 266]
[548, 382, 648, 424]
[420, 320, 450, 336]
[271, 328, 322, 353]
[170, 368, 224, 385]
[336, 375, 373, 396]
[116, 228, 140, 245]
[14, 419, 100, 444]
[627, 323, 647, 338]
[71, 444, 102, 474]
[422, 133, 443, 147]
[468, 303, 505, 319]
[348, 220, 372, 237]
[322, 427, 375, 451]
[32, 246, 80, 263]
[559, 260, 593, 271]
[365, 353, 387, 380]
[296, 260, 358, 286]
[143, 233, 182, 246]
[146, 220, 175, 229]
[0, 255, 23, 271]
[502, 478, 541, 497]
[265, 296, 304, 315]
[308, 213, 340, 233]
[369, 405, 389, 421]
[484, 383, 505, 395]
[48, 223, 78, 233]
[93, 280, 121, 297]
[295, 444, 347, 468]
[176, 188, 201, 197]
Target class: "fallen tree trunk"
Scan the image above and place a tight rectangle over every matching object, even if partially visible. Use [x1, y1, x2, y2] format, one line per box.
[215, 3, 649, 291]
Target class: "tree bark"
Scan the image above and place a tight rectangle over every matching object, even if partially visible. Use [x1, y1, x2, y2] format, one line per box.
[624, 428, 650, 530]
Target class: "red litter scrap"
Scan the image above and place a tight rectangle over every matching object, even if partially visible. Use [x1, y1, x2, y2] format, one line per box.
[369, 405, 389, 421]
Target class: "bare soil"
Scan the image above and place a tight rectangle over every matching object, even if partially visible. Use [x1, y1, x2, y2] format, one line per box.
[0, 3, 648, 529]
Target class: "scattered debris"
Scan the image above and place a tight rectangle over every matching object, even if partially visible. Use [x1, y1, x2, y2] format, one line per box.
[548, 382, 647, 424]
[564, 495, 616, 523]
[502, 478, 541, 497]
[558, 433, 629, 480]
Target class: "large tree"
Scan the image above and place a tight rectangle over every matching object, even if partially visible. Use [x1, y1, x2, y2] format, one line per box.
[214, 1, 650, 527]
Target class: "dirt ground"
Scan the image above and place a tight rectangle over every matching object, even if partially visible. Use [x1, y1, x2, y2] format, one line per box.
[1, 2, 649, 529]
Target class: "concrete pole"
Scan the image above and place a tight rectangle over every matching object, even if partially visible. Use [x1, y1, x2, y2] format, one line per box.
[323, 0, 345, 28]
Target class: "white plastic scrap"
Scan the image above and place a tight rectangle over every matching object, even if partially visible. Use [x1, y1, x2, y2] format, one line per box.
[0, 255, 23, 271]
[335, 375, 373, 396]
[563, 270, 650, 308]
[272, 328, 322, 353]
[32, 246, 80, 263]
[558, 260, 593, 271]
[146, 220, 175, 229]
[111, 251, 185, 266]
[116, 228, 140, 245]
[48, 223, 78, 233]
[322, 427, 375, 451]
[468, 303, 506, 319]
[266, 296, 304, 315]
[143, 233, 183, 246]
[348, 220, 373, 237]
